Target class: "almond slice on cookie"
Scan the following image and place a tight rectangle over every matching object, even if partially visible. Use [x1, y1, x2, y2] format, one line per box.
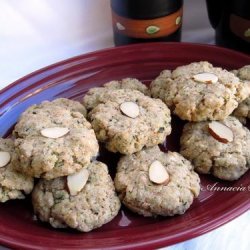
[193, 72, 218, 84]
[0, 151, 11, 168]
[120, 102, 140, 118]
[208, 121, 234, 143]
[149, 160, 169, 185]
[67, 168, 89, 196]
[41, 127, 69, 139]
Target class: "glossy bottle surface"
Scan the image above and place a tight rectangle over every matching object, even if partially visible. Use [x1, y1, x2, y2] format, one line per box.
[206, 0, 250, 53]
[111, 0, 183, 46]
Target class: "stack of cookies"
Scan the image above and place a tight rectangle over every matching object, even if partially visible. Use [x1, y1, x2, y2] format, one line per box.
[151, 61, 250, 181]
[1, 98, 121, 232]
[0, 61, 249, 233]
[83, 78, 200, 217]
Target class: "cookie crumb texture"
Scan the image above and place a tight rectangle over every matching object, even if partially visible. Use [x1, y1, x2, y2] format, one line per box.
[114, 146, 200, 217]
[232, 65, 250, 81]
[14, 99, 87, 138]
[14, 101, 98, 179]
[0, 138, 34, 202]
[48, 98, 87, 117]
[89, 89, 171, 154]
[32, 162, 121, 232]
[180, 116, 250, 181]
[83, 78, 150, 111]
[232, 65, 250, 123]
[150, 61, 250, 121]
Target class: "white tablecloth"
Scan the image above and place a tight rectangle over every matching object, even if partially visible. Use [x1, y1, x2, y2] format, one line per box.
[0, 0, 249, 249]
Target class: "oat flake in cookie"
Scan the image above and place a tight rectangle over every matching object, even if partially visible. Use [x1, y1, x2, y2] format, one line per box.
[32, 161, 121, 232]
[88, 89, 171, 155]
[0, 138, 34, 202]
[114, 146, 200, 217]
[83, 78, 150, 111]
[180, 116, 250, 181]
[232, 65, 250, 123]
[150, 61, 250, 121]
[47, 98, 87, 117]
[14, 101, 99, 179]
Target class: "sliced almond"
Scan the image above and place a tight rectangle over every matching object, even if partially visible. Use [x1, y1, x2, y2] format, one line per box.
[149, 160, 169, 185]
[41, 127, 69, 139]
[208, 121, 234, 143]
[0, 151, 11, 168]
[193, 72, 218, 84]
[67, 168, 89, 196]
[120, 102, 140, 118]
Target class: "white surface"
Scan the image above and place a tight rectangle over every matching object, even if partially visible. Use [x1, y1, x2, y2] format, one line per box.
[0, 0, 214, 88]
[0, 0, 249, 250]
[0, 0, 113, 88]
[166, 212, 250, 250]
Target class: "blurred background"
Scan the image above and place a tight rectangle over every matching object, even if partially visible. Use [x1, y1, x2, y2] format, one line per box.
[0, 0, 213, 88]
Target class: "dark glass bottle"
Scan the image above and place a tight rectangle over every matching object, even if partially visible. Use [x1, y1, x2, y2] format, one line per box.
[206, 0, 250, 54]
[111, 0, 183, 46]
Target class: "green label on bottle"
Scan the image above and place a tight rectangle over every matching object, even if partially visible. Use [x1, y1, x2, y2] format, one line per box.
[146, 26, 160, 35]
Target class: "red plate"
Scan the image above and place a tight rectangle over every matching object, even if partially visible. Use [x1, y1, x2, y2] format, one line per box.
[0, 43, 249, 249]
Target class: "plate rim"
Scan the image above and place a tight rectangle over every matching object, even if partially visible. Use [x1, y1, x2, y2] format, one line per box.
[1, 42, 249, 94]
[0, 42, 249, 249]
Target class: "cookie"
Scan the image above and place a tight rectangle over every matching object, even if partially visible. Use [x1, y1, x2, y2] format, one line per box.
[150, 61, 250, 121]
[14, 103, 99, 179]
[180, 116, 250, 181]
[32, 161, 121, 232]
[232, 65, 250, 123]
[114, 146, 200, 217]
[88, 89, 171, 154]
[231, 65, 250, 81]
[14, 99, 87, 138]
[83, 78, 150, 111]
[150, 70, 172, 102]
[46, 98, 87, 117]
[22, 98, 86, 117]
[0, 138, 33, 202]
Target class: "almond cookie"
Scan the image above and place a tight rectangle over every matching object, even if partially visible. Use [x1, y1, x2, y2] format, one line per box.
[14, 102, 98, 179]
[114, 146, 200, 217]
[232, 65, 250, 123]
[150, 61, 250, 121]
[180, 116, 250, 181]
[0, 138, 33, 202]
[231, 65, 250, 81]
[88, 89, 171, 154]
[83, 78, 150, 111]
[14, 98, 86, 138]
[32, 161, 121, 232]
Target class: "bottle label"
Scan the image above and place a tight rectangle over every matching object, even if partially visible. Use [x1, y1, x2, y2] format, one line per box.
[230, 14, 250, 43]
[112, 7, 183, 39]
